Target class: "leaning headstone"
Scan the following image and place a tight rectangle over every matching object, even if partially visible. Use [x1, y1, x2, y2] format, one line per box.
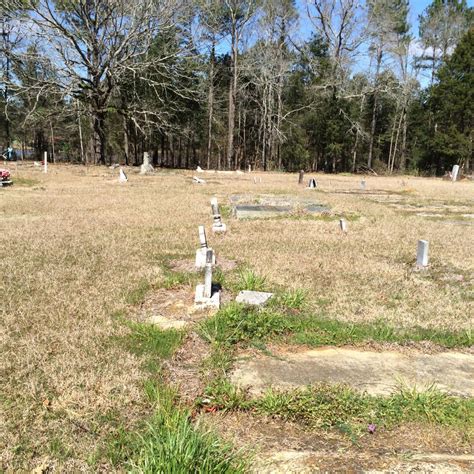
[452, 165, 460, 182]
[211, 197, 227, 233]
[298, 170, 304, 185]
[195, 249, 220, 308]
[193, 176, 206, 184]
[195, 226, 215, 269]
[235, 290, 273, 306]
[360, 179, 366, 191]
[119, 168, 128, 183]
[416, 240, 429, 268]
[308, 178, 317, 189]
[44, 151, 48, 174]
[196, 165, 204, 173]
[140, 152, 154, 175]
[339, 218, 348, 233]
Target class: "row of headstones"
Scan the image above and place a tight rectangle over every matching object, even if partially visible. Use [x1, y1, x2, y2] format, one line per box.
[194, 198, 227, 309]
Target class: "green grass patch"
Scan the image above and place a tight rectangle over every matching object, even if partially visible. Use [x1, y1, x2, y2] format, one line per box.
[107, 383, 248, 473]
[201, 382, 473, 438]
[234, 268, 268, 292]
[199, 302, 472, 349]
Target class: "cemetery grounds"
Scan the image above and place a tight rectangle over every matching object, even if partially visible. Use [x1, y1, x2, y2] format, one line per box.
[1, 164, 473, 472]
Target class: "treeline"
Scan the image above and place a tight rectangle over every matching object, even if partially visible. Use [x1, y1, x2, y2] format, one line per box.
[1, 0, 472, 174]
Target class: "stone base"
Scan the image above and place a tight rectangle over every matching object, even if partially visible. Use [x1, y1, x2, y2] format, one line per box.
[195, 247, 215, 269]
[212, 223, 227, 233]
[0, 180, 12, 187]
[194, 284, 220, 309]
[140, 164, 154, 175]
[236, 290, 274, 306]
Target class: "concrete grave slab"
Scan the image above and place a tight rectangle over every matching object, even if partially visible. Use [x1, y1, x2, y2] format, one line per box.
[231, 347, 474, 397]
[236, 290, 274, 306]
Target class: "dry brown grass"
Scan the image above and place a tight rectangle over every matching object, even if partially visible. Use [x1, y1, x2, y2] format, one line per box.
[1, 164, 473, 470]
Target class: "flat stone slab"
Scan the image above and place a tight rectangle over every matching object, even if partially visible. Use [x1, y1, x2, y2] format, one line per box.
[231, 348, 474, 397]
[236, 290, 274, 306]
[148, 314, 188, 330]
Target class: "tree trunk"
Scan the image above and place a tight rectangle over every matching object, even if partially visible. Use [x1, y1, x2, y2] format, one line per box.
[123, 115, 129, 165]
[207, 41, 215, 170]
[227, 24, 238, 170]
[368, 48, 383, 169]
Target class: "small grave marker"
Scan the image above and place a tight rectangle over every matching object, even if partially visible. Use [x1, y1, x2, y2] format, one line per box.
[248, 164, 251, 172]
[235, 290, 273, 306]
[44, 151, 48, 174]
[298, 170, 304, 185]
[339, 218, 348, 233]
[119, 168, 128, 183]
[193, 176, 206, 184]
[360, 179, 366, 191]
[308, 178, 317, 189]
[211, 197, 227, 233]
[195, 248, 220, 309]
[452, 165, 460, 182]
[195, 225, 215, 268]
[416, 240, 429, 268]
[196, 165, 204, 172]
[140, 152, 154, 175]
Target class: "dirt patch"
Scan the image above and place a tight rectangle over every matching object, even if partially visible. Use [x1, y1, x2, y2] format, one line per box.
[231, 347, 474, 397]
[202, 412, 473, 473]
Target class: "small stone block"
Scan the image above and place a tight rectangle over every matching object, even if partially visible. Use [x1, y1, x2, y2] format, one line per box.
[195, 284, 220, 309]
[212, 223, 227, 233]
[195, 248, 215, 268]
[235, 290, 274, 306]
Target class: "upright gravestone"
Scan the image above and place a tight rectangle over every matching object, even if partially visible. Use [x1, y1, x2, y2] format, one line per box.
[452, 165, 460, 182]
[416, 240, 429, 268]
[119, 168, 128, 183]
[211, 197, 227, 233]
[248, 164, 251, 173]
[44, 151, 48, 174]
[298, 170, 304, 185]
[360, 179, 366, 191]
[195, 248, 220, 308]
[140, 152, 154, 175]
[308, 178, 317, 189]
[339, 218, 348, 233]
[195, 225, 215, 268]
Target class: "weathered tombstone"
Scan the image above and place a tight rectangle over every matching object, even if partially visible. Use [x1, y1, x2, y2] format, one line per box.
[248, 164, 251, 173]
[298, 170, 304, 185]
[193, 176, 206, 184]
[44, 151, 48, 174]
[452, 165, 460, 182]
[119, 168, 128, 183]
[253, 177, 257, 184]
[195, 225, 215, 268]
[339, 218, 348, 233]
[360, 179, 366, 191]
[308, 178, 317, 189]
[195, 249, 220, 308]
[211, 197, 227, 233]
[140, 152, 154, 175]
[235, 290, 273, 306]
[416, 240, 429, 268]
[196, 165, 204, 173]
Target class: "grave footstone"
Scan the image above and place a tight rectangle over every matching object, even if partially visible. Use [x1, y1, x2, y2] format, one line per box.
[193, 176, 206, 184]
[308, 178, 317, 189]
[140, 152, 154, 175]
[211, 197, 227, 233]
[360, 179, 366, 191]
[197, 165, 204, 172]
[452, 165, 460, 182]
[339, 218, 348, 233]
[416, 240, 429, 268]
[235, 290, 273, 306]
[119, 168, 128, 183]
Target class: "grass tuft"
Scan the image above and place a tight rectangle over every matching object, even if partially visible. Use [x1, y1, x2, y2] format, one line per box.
[235, 269, 267, 292]
[124, 280, 151, 305]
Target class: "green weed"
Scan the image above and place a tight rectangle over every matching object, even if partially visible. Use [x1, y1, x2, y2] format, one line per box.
[235, 269, 267, 292]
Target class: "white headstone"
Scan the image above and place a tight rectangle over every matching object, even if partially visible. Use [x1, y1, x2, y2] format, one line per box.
[248, 164, 251, 173]
[360, 179, 366, 191]
[452, 165, 460, 182]
[211, 197, 227, 233]
[308, 178, 317, 189]
[195, 248, 220, 308]
[196, 165, 204, 173]
[339, 218, 348, 233]
[140, 152, 154, 175]
[416, 240, 429, 267]
[119, 168, 128, 183]
[193, 176, 206, 184]
[44, 151, 48, 174]
[198, 225, 207, 248]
